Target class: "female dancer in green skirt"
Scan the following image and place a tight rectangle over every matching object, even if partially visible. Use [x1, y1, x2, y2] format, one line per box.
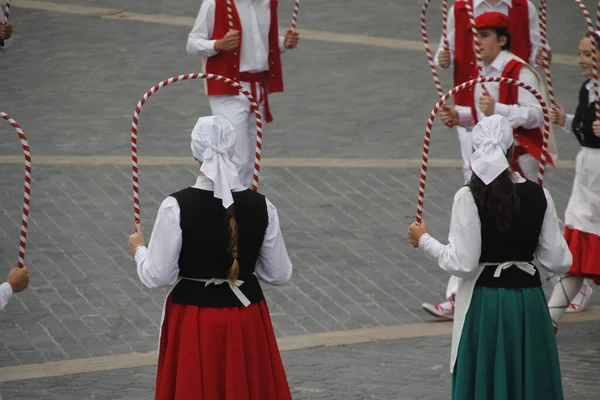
[408, 115, 572, 399]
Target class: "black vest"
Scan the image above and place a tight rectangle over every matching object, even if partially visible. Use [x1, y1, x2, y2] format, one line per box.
[572, 79, 600, 148]
[475, 180, 547, 288]
[169, 188, 269, 307]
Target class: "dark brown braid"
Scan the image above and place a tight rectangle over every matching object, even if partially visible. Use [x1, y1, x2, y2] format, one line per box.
[227, 206, 240, 280]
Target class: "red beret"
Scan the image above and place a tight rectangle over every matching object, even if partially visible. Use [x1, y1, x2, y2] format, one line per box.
[474, 12, 510, 30]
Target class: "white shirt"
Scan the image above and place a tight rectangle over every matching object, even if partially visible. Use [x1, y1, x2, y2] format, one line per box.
[0, 282, 13, 310]
[435, 0, 543, 68]
[0, 6, 11, 51]
[418, 173, 572, 278]
[457, 50, 543, 132]
[562, 80, 595, 134]
[187, 0, 286, 73]
[134, 175, 293, 288]
[417, 172, 572, 371]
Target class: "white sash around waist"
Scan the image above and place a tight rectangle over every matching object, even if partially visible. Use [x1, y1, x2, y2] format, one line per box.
[481, 261, 537, 277]
[180, 277, 251, 307]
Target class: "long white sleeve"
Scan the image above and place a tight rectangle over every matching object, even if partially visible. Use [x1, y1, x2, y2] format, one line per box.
[418, 187, 482, 279]
[0, 282, 13, 310]
[561, 114, 575, 135]
[186, 0, 218, 58]
[134, 197, 182, 289]
[493, 66, 544, 129]
[535, 188, 573, 273]
[255, 198, 293, 285]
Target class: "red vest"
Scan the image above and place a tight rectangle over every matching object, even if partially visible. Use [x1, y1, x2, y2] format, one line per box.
[453, 0, 531, 106]
[205, 0, 284, 96]
[496, 58, 554, 166]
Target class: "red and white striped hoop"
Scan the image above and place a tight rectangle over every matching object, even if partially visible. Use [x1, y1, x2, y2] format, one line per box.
[574, 0, 600, 119]
[420, 0, 445, 97]
[538, 0, 556, 107]
[415, 77, 551, 223]
[226, 1, 300, 31]
[1, 111, 32, 269]
[3, 0, 10, 21]
[130, 73, 263, 224]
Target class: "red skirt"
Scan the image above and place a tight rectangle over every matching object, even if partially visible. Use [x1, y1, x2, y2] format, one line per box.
[565, 226, 600, 284]
[155, 298, 292, 400]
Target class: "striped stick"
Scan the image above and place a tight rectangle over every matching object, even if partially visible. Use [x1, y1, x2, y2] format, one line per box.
[130, 73, 262, 224]
[291, 0, 300, 30]
[1, 111, 32, 269]
[538, 0, 556, 107]
[3, 0, 9, 21]
[226, 0, 235, 30]
[575, 0, 600, 119]
[464, 2, 488, 95]
[441, 0, 449, 51]
[416, 76, 551, 223]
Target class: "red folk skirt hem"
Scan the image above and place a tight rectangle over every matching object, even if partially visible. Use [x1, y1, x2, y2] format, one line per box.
[155, 298, 292, 400]
[565, 226, 600, 285]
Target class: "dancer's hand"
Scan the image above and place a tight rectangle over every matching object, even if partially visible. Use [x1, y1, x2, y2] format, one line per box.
[128, 223, 146, 256]
[536, 47, 552, 67]
[440, 105, 459, 127]
[550, 104, 566, 126]
[215, 30, 240, 52]
[593, 120, 600, 137]
[0, 21, 12, 40]
[479, 94, 496, 116]
[284, 29, 299, 49]
[6, 267, 29, 293]
[438, 50, 451, 69]
[408, 221, 428, 248]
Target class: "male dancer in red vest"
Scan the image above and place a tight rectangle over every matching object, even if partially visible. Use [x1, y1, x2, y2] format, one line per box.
[435, 0, 547, 183]
[424, 1, 555, 320]
[187, 0, 299, 188]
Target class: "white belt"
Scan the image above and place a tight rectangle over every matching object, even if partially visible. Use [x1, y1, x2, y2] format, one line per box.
[180, 277, 251, 307]
[482, 261, 537, 278]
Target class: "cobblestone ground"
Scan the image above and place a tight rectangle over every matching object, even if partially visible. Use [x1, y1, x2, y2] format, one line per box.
[0, 0, 598, 398]
[1, 321, 598, 399]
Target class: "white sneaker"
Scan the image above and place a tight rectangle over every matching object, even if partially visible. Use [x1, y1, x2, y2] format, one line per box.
[422, 295, 455, 320]
[565, 281, 593, 313]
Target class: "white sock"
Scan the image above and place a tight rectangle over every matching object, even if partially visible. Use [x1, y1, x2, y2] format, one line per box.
[548, 275, 585, 326]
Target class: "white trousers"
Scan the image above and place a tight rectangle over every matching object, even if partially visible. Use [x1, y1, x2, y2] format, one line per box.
[208, 81, 266, 188]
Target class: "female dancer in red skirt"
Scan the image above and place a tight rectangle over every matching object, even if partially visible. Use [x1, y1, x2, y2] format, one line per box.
[128, 116, 293, 400]
[547, 31, 600, 329]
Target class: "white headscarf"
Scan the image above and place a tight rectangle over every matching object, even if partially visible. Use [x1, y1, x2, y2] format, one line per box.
[470, 115, 514, 185]
[191, 116, 241, 209]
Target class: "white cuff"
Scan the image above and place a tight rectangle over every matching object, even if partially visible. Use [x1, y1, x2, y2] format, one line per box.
[494, 103, 510, 118]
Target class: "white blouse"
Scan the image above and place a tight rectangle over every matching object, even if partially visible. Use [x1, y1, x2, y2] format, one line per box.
[134, 175, 293, 289]
[419, 173, 571, 277]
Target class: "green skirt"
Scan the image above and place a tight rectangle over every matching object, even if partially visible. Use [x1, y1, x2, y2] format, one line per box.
[452, 286, 563, 400]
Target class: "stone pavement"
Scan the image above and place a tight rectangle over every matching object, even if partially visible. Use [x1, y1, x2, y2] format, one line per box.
[1, 0, 599, 398]
[1, 321, 599, 399]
